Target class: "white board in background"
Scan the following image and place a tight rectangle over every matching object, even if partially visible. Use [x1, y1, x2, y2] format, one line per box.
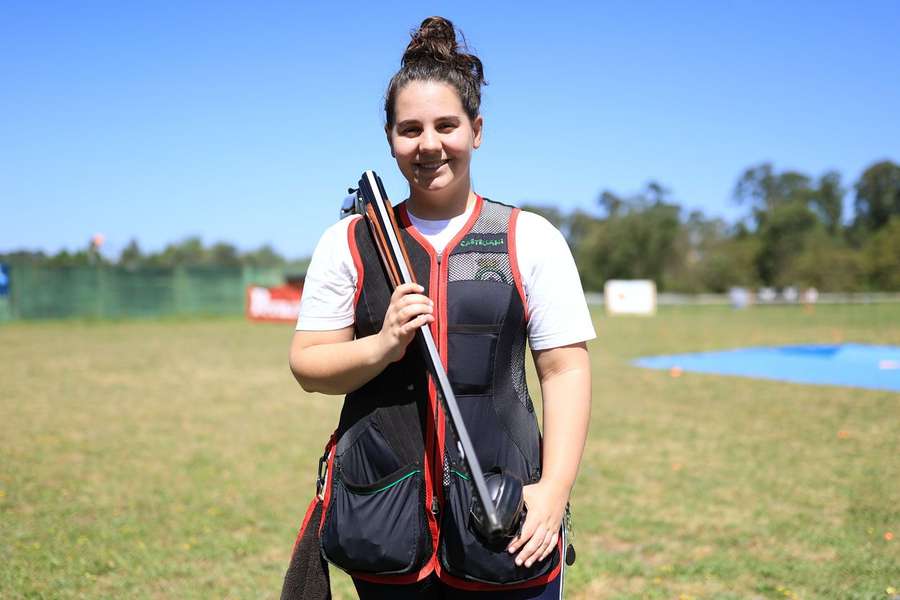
[604, 279, 657, 315]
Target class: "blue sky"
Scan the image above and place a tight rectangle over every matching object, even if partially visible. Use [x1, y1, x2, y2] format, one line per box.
[2, 1, 899, 259]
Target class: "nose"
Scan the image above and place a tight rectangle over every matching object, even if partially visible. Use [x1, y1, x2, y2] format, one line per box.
[419, 127, 441, 154]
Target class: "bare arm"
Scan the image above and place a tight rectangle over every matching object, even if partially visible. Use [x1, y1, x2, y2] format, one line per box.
[533, 342, 592, 497]
[508, 341, 592, 567]
[290, 326, 386, 395]
[289, 283, 434, 395]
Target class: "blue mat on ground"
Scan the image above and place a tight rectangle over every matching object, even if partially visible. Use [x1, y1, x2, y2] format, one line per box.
[633, 344, 900, 392]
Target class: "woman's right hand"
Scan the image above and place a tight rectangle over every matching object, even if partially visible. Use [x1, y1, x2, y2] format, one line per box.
[377, 283, 434, 363]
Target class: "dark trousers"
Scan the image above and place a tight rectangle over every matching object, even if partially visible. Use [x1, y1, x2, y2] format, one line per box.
[353, 573, 562, 599]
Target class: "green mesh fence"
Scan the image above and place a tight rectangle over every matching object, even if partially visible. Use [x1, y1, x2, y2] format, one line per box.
[5, 265, 285, 320]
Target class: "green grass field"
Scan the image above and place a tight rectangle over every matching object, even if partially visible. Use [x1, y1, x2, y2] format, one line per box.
[2, 305, 898, 599]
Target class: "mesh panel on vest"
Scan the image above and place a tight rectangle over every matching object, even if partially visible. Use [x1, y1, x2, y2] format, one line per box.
[447, 252, 513, 285]
[448, 201, 514, 284]
[442, 453, 451, 487]
[448, 200, 531, 412]
[468, 199, 511, 234]
[509, 324, 531, 410]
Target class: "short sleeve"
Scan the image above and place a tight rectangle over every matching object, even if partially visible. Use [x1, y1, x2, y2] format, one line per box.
[295, 216, 359, 331]
[514, 211, 596, 350]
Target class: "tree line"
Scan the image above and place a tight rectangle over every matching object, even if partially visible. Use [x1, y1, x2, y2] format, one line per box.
[3, 159, 898, 292]
[0, 237, 310, 273]
[523, 160, 900, 292]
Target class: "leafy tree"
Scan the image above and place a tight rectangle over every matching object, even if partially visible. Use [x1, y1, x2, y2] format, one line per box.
[119, 239, 143, 269]
[241, 244, 286, 269]
[576, 182, 683, 291]
[734, 163, 812, 225]
[809, 171, 844, 235]
[862, 217, 900, 290]
[142, 237, 211, 268]
[755, 201, 819, 286]
[209, 242, 241, 268]
[782, 230, 863, 291]
[854, 160, 900, 233]
[0, 250, 47, 266]
[667, 212, 758, 293]
[706, 234, 762, 291]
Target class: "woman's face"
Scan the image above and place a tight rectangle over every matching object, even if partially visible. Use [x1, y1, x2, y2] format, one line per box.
[387, 80, 483, 200]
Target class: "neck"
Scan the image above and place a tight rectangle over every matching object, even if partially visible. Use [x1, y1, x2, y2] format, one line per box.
[407, 183, 475, 220]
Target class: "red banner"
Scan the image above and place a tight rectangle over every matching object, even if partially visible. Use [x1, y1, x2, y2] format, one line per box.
[246, 284, 302, 323]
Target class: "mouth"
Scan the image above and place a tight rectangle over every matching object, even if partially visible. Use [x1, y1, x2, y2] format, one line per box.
[414, 159, 450, 172]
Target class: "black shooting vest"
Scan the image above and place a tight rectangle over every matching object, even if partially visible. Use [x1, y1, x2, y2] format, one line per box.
[318, 196, 561, 588]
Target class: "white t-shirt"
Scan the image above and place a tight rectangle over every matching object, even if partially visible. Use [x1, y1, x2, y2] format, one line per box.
[297, 203, 596, 351]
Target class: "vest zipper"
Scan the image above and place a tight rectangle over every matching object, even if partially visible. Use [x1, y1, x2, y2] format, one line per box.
[432, 251, 443, 516]
[422, 248, 443, 566]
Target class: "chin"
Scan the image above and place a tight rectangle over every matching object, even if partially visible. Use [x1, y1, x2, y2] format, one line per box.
[414, 175, 453, 193]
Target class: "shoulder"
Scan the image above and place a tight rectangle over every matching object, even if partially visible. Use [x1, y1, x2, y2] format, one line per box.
[307, 215, 363, 280]
[309, 215, 362, 260]
[479, 199, 564, 241]
[319, 214, 362, 247]
[515, 209, 561, 231]
[514, 210, 567, 245]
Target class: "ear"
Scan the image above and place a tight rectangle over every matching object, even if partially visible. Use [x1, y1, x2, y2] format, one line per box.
[472, 115, 483, 149]
[385, 125, 395, 158]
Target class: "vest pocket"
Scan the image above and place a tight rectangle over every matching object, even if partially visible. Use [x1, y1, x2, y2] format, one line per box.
[321, 463, 430, 575]
[439, 469, 559, 584]
[447, 324, 499, 396]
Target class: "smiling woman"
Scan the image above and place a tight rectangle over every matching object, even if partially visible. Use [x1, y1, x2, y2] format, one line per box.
[382, 19, 485, 217]
[388, 80, 482, 211]
[285, 15, 595, 600]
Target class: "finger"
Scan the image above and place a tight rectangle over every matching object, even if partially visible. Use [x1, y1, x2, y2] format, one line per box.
[391, 283, 424, 300]
[389, 295, 431, 323]
[515, 525, 547, 566]
[400, 314, 434, 335]
[524, 530, 554, 567]
[398, 293, 433, 307]
[388, 301, 429, 325]
[397, 303, 433, 323]
[536, 531, 559, 563]
[508, 518, 537, 553]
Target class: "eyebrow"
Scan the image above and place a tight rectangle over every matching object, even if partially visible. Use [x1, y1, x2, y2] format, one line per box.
[396, 116, 461, 128]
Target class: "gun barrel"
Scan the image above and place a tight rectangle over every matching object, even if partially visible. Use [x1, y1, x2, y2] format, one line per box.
[355, 170, 503, 536]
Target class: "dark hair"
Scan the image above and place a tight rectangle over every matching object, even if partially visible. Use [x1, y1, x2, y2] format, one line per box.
[384, 16, 486, 128]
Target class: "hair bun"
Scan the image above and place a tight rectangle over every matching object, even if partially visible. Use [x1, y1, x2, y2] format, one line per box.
[384, 16, 486, 127]
[403, 16, 459, 66]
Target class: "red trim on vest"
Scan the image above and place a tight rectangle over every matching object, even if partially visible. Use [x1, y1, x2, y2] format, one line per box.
[424, 249, 441, 573]
[508, 208, 530, 322]
[290, 496, 321, 558]
[396, 204, 444, 583]
[397, 195, 484, 259]
[347, 216, 365, 309]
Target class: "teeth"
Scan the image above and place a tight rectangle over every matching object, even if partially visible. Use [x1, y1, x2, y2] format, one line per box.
[418, 161, 446, 169]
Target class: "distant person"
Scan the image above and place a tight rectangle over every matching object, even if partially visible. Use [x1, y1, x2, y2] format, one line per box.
[729, 286, 750, 309]
[288, 16, 594, 599]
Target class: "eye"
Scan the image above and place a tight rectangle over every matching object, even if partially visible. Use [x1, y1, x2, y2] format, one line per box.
[401, 126, 421, 136]
[437, 122, 457, 132]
